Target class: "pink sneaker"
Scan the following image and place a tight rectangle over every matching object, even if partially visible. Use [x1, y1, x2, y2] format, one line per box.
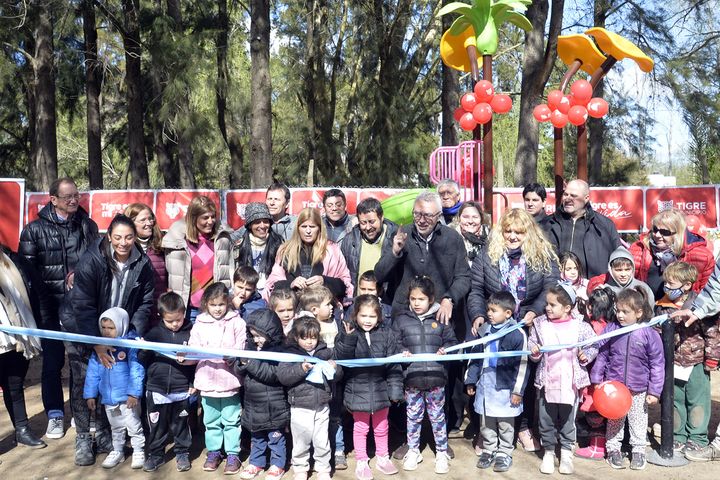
[375, 456, 398, 475]
[355, 460, 373, 480]
[265, 465, 285, 480]
[517, 429, 541, 452]
[575, 437, 606, 460]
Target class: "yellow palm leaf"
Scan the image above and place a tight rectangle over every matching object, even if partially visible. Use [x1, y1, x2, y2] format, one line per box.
[585, 27, 654, 73]
[557, 34, 607, 75]
[440, 26, 483, 72]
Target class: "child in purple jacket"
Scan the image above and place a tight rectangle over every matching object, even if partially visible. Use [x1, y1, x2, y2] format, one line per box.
[591, 287, 664, 471]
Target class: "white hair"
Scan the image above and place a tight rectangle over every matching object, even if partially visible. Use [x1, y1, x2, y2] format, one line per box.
[437, 179, 460, 194]
[414, 191, 442, 211]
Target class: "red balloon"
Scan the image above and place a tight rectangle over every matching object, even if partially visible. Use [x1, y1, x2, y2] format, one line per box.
[593, 381, 632, 420]
[557, 95, 572, 114]
[571, 79, 593, 104]
[453, 107, 465, 122]
[533, 104, 552, 122]
[461, 92, 478, 112]
[472, 102, 493, 124]
[474, 80, 495, 103]
[550, 109, 568, 128]
[547, 90, 564, 111]
[587, 97, 609, 118]
[568, 105, 588, 126]
[490, 94, 512, 114]
[459, 112, 477, 131]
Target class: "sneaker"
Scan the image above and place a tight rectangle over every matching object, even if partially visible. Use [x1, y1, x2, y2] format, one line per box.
[265, 465, 285, 480]
[686, 443, 720, 462]
[46, 417, 65, 439]
[204, 451, 223, 472]
[684, 440, 704, 454]
[241, 464, 264, 479]
[476, 452, 495, 469]
[131, 450, 145, 469]
[607, 450, 625, 469]
[434, 451, 450, 474]
[558, 450, 574, 475]
[176, 453, 191, 472]
[629, 452, 646, 470]
[316, 473, 331, 480]
[335, 453, 348, 470]
[446, 444, 455, 459]
[292, 472, 307, 480]
[392, 443, 409, 460]
[540, 451, 555, 474]
[674, 441, 687, 453]
[518, 429, 541, 452]
[143, 455, 165, 472]
[355, 460, 373, 480]
[493, 455, 512, 473]
[225, 454, 242, 475]
[102, 450, 126, 469]
[402, 449, 423, 471]
[375, 455, 398, 475]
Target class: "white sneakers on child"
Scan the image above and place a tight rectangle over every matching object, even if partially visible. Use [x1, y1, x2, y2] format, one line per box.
[540, 451, 555, 474]
[434, 451, 450, 474]
[559, 450, 574, 475]
[102, 450, 125, 469]
[131, 450, 145, 469]
[402, 449, 423, 471]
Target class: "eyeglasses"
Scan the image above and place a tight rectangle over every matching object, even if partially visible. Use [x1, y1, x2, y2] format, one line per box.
[652, 226, 675, 237]
[55, 193, 81, 201]
[412, 211, 440, 221]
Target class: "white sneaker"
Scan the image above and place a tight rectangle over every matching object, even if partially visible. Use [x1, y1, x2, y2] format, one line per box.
[46, 418, 65, 439]
[102, 450, 125, 469]
[131, 450, 145, 469]
[559, 450, 574, 475]
[402, 449, 423, 471]
[434, 451, 450, 474]
[540, 451, 555, 474]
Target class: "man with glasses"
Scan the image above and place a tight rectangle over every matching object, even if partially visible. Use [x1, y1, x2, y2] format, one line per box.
[544, 179, 621, 277]
[19, 177, 99, 440]
[437, 179, 463, 225]
[323, 188, 356, 243]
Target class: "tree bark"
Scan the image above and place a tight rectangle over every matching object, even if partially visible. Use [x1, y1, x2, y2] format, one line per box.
[588, 0, 610, 184]
[122, 0, 149, 188]
[249, 0, 273, 187]
[82, 0, 103, 189]
[514, 0, 564, 186]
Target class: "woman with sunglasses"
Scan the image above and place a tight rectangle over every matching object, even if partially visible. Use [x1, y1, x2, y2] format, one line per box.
[629, 208, 715, 299]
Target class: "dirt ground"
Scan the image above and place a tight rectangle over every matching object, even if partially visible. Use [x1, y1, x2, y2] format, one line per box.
[2, 360, 720, 479]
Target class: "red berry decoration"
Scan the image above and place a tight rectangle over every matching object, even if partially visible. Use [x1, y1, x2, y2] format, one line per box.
[474, 80, 495, 103]
[490, 94, 512, 114]
[459, 112, 477, 131]
[472, 103, 493, 124]
[533, 104, 552, 122]
[461, 93, 478, 112]
[587, 97, 609, 118]
[568, 105, 589, 126]
[453, 107, 465, 122]
[570, 79, 593, 104]
[550, 109, 568, 128]
[547, 90, 564, 111]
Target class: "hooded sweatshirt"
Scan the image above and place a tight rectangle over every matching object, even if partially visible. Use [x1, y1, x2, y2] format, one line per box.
[587, 246, 655, 308]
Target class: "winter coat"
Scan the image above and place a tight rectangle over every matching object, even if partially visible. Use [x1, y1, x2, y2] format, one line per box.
[19, 204, 99, 327]
[465, 320, 529, 395]
[467, 247, 560, 323]
[232, 228, 284, 277]
[375, 223, 471, 315]
[528, 314, 598, 391]
[272, 214, 297, 242]
[630, 230, 716, 294]
[334, 323, 403, 413]
[146, 246, 168, 318]
[340, 219, 399, 299]
[238, 291, 268, 319]
[139, 318, 195, 394]
[162, 219, 234, 307]
[590, 321, 665, 397]
[587, 246, 655, 308]
[276, 341, 337, 409]
[60, 238, 154, 337]
[693, 258, 720, 320]
[231, 309, 290, 432]
[188, 309, 246, 397]
[324, 214, 357, 244]
[392, 304, 458, 390]
[545, 206, 622, 278]
[264, 242, 354, 301]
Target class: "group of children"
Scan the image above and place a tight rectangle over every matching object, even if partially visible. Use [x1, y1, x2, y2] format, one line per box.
[81, 245, 718, 478]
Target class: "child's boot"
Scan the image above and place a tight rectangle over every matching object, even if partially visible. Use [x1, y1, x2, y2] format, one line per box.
[574, 436, 606, 460]
[559, 449, 574, 475]
[540, 451, 555, 474]
[74, 433, 95, 466]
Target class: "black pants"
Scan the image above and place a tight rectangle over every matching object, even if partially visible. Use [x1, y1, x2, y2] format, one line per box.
[145, 392, 192, 457]
[66, 342, 109, 434]
[40, 337, 66, 417]
[0, 351, 30, 428]
[516, 362, 538, 432]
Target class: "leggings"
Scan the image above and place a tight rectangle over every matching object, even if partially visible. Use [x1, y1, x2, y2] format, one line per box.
[352, 408, 389, 461]
[405, 386, 448, 452]
[0, 351, 30, 428]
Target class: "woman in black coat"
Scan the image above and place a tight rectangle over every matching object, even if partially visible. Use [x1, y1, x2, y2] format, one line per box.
[233, 203, 284, 294]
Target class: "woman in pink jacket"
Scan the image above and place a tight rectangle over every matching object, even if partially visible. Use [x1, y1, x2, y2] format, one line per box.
[264, 207, 353, 302]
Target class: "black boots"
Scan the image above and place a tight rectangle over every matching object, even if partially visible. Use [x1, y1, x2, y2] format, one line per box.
[15, 425, 47, 449]
[75, 433, 95, 466]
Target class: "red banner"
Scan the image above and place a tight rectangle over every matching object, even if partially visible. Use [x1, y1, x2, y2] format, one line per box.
[25, 192, 91, 224]
[225, 190, 267, 229]
[90, 190, 155, 231]
[646, 186, 718, 231]
[589, 187, 645, 232]
[358, 189, 403, 204]
[0, 179, 24, 250]
[154, 190, 222, 230]
[290, 189, 359, 215]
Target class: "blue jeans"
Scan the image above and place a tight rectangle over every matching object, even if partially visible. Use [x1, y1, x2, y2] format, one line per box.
[41, 338, 65, 418]
[186, 307, 200, 324]
[329, 391, 345, 455]
[249, 430, 286, 469]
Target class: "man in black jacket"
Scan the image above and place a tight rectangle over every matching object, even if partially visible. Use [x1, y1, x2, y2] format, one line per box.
[544, 179, 622, 278]
[18, 177, 99, 440]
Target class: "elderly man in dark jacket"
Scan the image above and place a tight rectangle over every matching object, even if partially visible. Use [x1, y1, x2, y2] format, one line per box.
[18, 177, 99, 440]
[544, 179, 622, 278]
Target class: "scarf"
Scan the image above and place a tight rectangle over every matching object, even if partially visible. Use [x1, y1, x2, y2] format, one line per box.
[136, 235, 150, 253]
[650, 239, 676, 272]
[249, 233, 268, 248]
[499, 248, 527, 309]
[0, 253, 42, 358]
[442, 201, 462, 218]
[462, 230, 485, 261]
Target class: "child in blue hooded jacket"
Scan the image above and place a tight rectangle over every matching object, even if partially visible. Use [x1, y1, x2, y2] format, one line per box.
[84, 307, 145, 469]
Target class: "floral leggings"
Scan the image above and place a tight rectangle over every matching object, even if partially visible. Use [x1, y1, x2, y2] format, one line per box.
[405, 386, 448, 452]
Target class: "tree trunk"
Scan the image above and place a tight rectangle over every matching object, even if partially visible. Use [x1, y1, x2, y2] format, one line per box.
[514, 0, 564, 186]
[588, 0, 610, 184]
[32, 0, 58, 190]
[249, 0, 273, 187]
[441, 0, 459, 147]
[122, 0, 150, 188]
[82, 0, 103, 189]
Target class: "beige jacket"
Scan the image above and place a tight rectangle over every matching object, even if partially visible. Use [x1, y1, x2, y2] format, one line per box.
[162, 220, 234, 307]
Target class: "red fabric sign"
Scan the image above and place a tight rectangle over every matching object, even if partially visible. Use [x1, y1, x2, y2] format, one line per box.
[646, 186, 718, 230]
[155, 190, 222, 230]
[25, 192, 91, 224]
[0, 180, 24, 250]
[589, 187, 645, 232]
[290, 189, 358, 215]
[90, 190, 155, 231]
[225, 190, 267, 229]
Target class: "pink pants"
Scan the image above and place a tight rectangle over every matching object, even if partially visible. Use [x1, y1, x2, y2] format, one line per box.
[352, 408, 389, 461]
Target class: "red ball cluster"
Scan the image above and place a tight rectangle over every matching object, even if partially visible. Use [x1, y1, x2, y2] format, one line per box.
[532, 79, 609, 128]
[454, 80, 513, 132]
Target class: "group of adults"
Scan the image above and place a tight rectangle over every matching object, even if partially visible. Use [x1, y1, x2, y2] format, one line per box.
[2, 174, 719, 465]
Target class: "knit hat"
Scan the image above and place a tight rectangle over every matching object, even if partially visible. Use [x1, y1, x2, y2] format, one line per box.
[244, 202, 272, 226]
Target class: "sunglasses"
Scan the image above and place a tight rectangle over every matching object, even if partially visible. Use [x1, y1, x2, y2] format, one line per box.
[652, 226, 675, 236]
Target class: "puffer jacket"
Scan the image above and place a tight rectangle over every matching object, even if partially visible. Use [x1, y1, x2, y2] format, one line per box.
[162, 219, 234, 307]
[340, 219, 398, 296]
[188, 309, 246, 397]
[590, 322, 665, 397]
[587, 246, 655, 306]
[324, 213, 356, 244]
[630, 230, 716, 293]
[334, 322, 403, 413]
[392, 303, 458, 390]
[467, 247, 559, 323]
[232, 309, 290, 432]
[693, 258, 720, 320]
[655, 292, 720, 368]
[276, 341, 337, 409]
[60, 238, 154, 337]
[139, 317, 195, 394]
[19, 203, 98, 327]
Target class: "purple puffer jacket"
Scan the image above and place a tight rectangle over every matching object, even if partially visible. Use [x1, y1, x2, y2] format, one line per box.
[147, 246, 168, 325]
[590, 322, 665, 397]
